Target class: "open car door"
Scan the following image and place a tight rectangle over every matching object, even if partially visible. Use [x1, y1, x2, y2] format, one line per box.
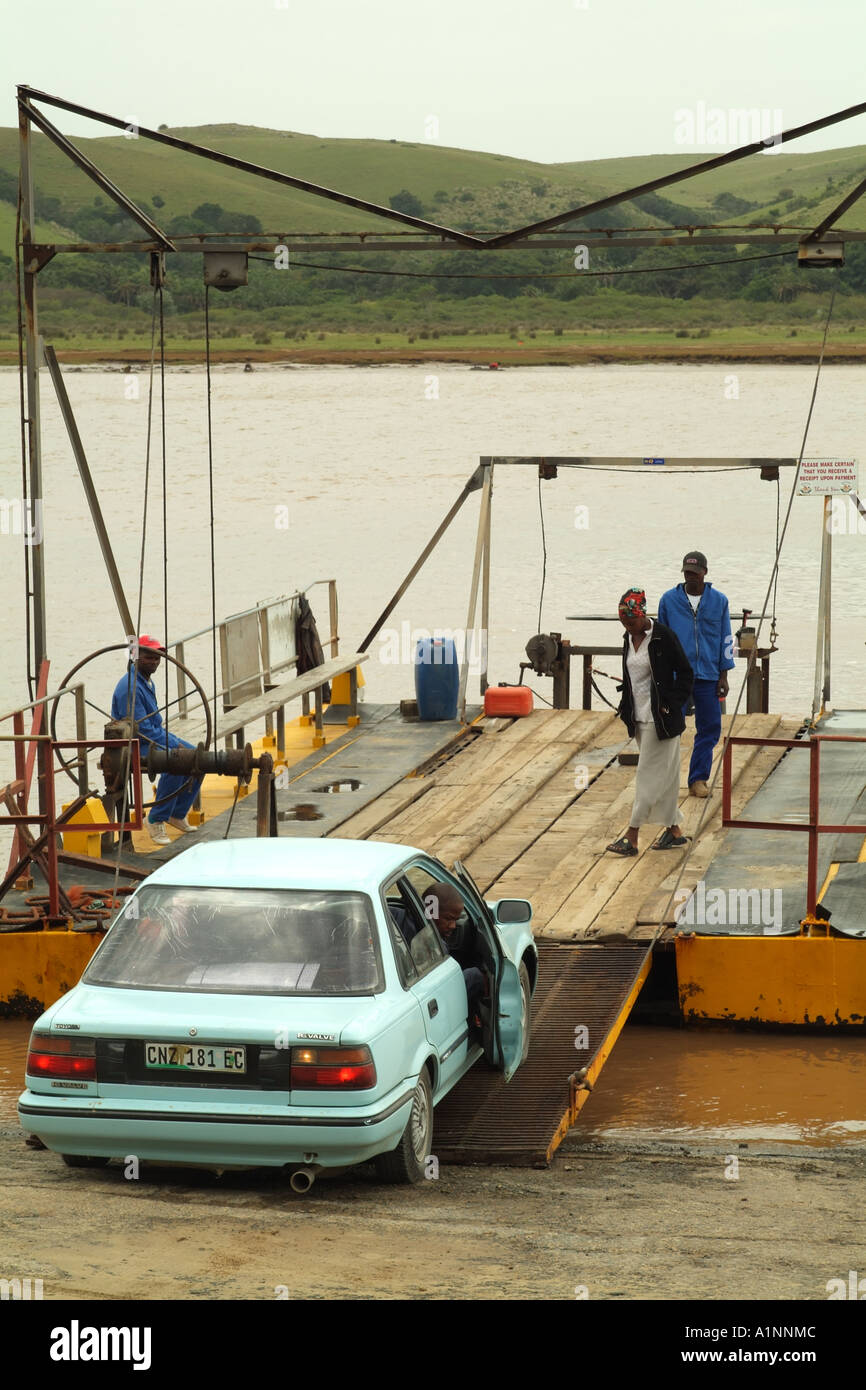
[451, 859, 524, 1081]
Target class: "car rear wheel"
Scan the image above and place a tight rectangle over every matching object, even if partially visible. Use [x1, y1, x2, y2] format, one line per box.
[61, 1154, 110, 1169]
[519, 961, 532, 1067]
[374, 1067, 433, 1185]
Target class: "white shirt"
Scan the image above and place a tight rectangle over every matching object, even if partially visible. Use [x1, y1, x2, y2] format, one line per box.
[627, 620, 653, 723]
[686, 591, 701, 611]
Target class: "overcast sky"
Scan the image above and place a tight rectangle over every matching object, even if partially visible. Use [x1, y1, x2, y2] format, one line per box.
[5, 0, 866, 163]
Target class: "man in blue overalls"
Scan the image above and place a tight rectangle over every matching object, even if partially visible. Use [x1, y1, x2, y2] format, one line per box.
[658, 552, 735, 799]
[111, 635, 203, 846]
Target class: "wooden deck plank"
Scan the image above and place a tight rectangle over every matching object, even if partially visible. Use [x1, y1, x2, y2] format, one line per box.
[516, 715, 782, 939]
[486, 765, 640, 919]
[333, 779, 433, 841]
[587, 715, 789, 937]
[435, 709, 609, 787]
[373, 727, 561, 842]
[329, 708, 795, 944]
[371, 711, 616, 852]
[430, 742, 593, 865]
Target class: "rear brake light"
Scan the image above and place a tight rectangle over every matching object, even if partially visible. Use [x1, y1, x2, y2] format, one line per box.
[26, 1033, 96, 1081]
[290, 1045, 376, 1090]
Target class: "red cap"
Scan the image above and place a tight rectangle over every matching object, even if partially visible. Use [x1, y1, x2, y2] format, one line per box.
[138, 634, 163, 651]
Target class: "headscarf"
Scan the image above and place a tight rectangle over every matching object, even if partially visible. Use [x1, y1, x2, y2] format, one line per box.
[618, 588, 647, 618]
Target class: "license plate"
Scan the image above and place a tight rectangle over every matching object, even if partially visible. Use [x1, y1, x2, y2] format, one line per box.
[145, 1043, 246, 1073]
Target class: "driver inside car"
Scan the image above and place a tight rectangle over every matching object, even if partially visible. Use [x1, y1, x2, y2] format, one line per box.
[422, 882, 486, 1036]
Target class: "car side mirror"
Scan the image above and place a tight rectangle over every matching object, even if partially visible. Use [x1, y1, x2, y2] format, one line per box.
[491, 899, 532, 925]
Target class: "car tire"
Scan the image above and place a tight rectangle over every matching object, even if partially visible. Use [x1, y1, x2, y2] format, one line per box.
[61, 1154, 110, 1169]
[518, 961, 532, 1067]
[374, 1067, 433, 1185]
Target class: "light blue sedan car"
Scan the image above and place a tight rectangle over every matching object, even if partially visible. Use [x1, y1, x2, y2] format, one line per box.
[19, 839, 537, 1186]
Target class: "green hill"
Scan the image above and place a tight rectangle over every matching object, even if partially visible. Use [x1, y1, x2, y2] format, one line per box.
[0, 123, 864, 238]
[0, 123, 863, 356]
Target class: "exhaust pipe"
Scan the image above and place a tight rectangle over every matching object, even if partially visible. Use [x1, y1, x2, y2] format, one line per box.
[288, 1166, 316, 1193]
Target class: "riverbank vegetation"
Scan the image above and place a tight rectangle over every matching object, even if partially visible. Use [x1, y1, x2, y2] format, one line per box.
[1, 124, 863, 357]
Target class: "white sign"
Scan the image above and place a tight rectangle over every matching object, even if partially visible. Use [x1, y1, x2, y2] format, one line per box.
[796, 458, 858, 496]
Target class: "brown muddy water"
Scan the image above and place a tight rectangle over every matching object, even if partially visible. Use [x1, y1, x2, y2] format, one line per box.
[574, 1024, 866, 1148]
[3, 1017, 864, 1149]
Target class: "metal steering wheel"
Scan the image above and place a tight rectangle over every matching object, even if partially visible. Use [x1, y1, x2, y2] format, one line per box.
[50, 643, 214, 813]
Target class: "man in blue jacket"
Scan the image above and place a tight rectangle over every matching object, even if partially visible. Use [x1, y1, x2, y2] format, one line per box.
[111, 635, 203, 846]
[657, 552, 735, 799]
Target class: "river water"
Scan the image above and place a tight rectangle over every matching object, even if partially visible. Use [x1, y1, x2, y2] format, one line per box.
[1, 362, 865, 727]
[1, 363, 864, 1147]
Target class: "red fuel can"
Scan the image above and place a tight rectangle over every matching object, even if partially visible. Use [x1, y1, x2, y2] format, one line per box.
[484, 684, 534, 717]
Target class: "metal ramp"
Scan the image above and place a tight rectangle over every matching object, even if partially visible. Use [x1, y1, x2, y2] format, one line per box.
[434, 941, 652, 1166]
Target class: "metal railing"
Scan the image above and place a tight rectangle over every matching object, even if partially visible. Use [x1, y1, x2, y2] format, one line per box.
[0, 582, 340, 844]
[721, 733, 866, 920]
[169, 580, 338, 722]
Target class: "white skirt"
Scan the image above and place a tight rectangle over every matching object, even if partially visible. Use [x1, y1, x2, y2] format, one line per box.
[630, 720, 681, 827]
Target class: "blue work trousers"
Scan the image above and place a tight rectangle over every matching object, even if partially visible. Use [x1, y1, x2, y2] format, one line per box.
[688, 679, 722, 786]
[147, 738, 203, 824]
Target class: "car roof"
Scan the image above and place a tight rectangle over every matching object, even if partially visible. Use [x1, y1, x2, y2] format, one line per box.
[142, 837, 424, 894]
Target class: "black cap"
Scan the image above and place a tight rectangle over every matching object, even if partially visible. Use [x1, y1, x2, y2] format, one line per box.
[682, 551, 708, 572]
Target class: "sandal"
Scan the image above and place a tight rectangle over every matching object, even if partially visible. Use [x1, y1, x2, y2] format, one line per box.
[606, 836, 638, 857]
[651, 829, 690, 850]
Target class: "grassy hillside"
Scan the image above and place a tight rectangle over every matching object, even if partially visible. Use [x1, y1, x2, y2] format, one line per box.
[0, 198, 75, 255]
[0, 124, 864, 239]
[0, 123, 862, 359]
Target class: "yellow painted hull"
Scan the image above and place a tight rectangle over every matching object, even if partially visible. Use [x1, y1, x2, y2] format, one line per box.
[0, 930, 99, 1017]
[676, 934, 866, 1027]
[0, 720, 350, 1016]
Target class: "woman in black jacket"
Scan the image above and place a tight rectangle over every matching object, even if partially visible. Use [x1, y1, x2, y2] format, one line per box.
[607, 587, 694, 856]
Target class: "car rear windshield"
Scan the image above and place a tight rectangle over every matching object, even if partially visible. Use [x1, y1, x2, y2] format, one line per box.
[84, 885, 383, 995]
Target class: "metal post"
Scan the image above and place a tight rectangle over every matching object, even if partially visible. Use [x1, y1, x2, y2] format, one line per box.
[329, 580, 339, 658]
[43, 346, 135, 636]
[582, 654, 592, 710]
[257, 607, 273, 739]
[552, 639, 571, 710]
[175, 640, 189, 718]
[11, 711, 26, 877]
[746, 656, 763, 713]
[812, 497, 831, 720]
[314, 685, 324, 745]
[459, 465, 492, 720]
[18, 100, 48, 699]
[252, 753, 277, 837]
[823, 503, 832, 710]
[806, 737, 820, 914]
[41, 736, 60, 918]
[721, 740, 733, 823]
[73, 682, 88, 797]
[479, 465, 492, 697]
[358, 466, 483, 653]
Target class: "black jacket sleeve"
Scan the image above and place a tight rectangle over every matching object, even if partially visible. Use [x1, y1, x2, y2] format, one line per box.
[666, 626, 694, 705]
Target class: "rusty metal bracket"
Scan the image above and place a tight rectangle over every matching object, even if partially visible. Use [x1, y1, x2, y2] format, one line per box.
[18, 96, 176, 252]
[25, 246, 57, 273]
